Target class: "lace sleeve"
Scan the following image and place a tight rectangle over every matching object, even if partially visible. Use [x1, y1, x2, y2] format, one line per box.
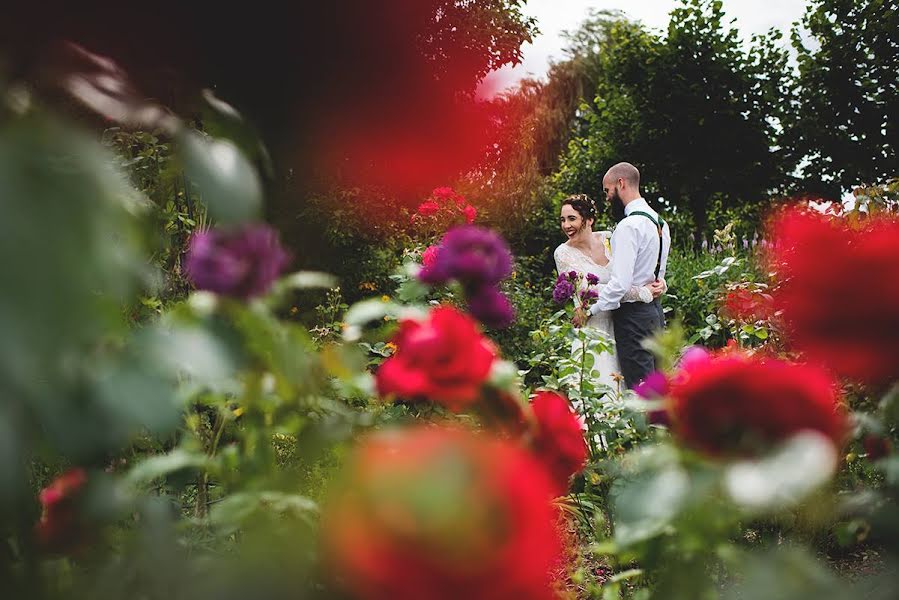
[622, 285, 653, 303]
[554, 246, 573, 275]
[602, 233, 653, 303]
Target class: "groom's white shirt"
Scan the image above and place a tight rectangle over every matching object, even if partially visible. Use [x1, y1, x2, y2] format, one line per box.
[589, 198, 671, 315]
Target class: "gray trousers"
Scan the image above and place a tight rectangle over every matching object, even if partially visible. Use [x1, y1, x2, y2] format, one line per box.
[612, 299, 665, 389]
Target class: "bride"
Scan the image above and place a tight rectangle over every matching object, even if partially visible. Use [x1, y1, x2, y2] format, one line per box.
[553, 194, 664, 393]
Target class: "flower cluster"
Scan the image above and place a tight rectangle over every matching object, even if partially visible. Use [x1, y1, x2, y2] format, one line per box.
[720, 285, 775, 323]
[35, 468, 89, 554]
[768, 207, 899, 386]
[376, 306, 498, 410]
[419, 226, 516, 329]
[552, 271, 577, 304]
[323, 426, 561, 600]
[185, 223, 291, 299]
[552, 270, 599, 309]
[413, 186, 478, 227]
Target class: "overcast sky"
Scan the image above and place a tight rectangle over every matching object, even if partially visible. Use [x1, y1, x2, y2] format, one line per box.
[481, 0, 810, 94]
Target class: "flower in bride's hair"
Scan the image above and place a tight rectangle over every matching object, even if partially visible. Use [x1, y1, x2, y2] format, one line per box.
[185, 223, 290, 299]
[768, 207, 899, 385]
[529, 391, 588, 496]
[375, 306, 497, 410]
[466, 285, 516, 329]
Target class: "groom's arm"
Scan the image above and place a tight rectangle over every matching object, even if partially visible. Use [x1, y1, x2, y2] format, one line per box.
[590, 224, 639, 314]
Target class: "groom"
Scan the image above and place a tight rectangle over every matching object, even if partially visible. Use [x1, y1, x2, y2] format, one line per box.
[573, 162, 671, 388]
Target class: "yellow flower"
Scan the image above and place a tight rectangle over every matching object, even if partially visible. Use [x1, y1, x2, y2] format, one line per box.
[232, 406, 245, 418]
[381, 295, 390, 302]
[385, 342, 398, 353]
[358, 281, 377, 291]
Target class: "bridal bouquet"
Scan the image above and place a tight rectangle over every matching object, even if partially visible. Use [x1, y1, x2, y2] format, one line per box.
[552, 270, 599, 309]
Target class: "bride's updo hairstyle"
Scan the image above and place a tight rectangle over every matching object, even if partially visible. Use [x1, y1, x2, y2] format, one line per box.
[561, 194, 597, 223]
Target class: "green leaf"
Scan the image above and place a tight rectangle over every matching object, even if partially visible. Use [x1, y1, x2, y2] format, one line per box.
[277, 271, 338, 290]
[177, 130, 262, 224]
[124, 448, 209, 487]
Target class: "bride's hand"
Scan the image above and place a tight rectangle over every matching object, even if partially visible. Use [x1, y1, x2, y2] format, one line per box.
[572, 307, 588, 328]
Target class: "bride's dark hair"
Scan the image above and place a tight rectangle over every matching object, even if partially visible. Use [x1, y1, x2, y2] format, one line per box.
[561, 194, 597, 222]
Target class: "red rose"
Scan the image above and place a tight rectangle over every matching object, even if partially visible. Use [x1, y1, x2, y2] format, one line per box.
[421, 245, 440, 268]
[769, 208, 899, 385]
[376, 306, 497, 410]
[721, 288, 774, 322]
[530, 391, 588, 495]
[669, 353, 847, 457]
[416, 199, 440, 217]
[463, 204, 478, 224]
[323, 426, 561, 600]
[35, 468, 89, 554]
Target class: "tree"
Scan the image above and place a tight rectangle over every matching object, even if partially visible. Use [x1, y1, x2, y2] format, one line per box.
[555, 0, 791, 247]
[786, 0, 899, 196]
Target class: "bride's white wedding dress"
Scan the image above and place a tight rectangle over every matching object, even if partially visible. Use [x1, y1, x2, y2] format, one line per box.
[553, 231, 653, 395]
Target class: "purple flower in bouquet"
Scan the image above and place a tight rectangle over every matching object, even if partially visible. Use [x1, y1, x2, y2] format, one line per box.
[419, 225, 513, 288]
[578, 288, 598, 305]
[552, 279, 575, 304]
[467, 285, 516, 329]
[185, 223, 291, 299]
[586, 273, 599, 286]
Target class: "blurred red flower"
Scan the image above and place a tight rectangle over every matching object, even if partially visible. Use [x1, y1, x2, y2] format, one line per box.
[324, 426, 561, 600]
[35, 468, 89, 554]
[769, 208, 899, 386]
[421, 245, 439, 268]
[530, 391, 588, 496]
[669, 353, 847, 457]
[376, 306, 497, 410]
[432, 186, 466, 206]
[721, 288, 774, 322]
[416, 199, 440, 217]
[463, 204, 478, 223]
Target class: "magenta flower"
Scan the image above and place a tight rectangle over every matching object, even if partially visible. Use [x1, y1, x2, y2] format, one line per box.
[586, 273, 599, 286]
[634, 371, 670, 425]
[185, 224, 291, 299]
[466, 285, 516, 329]
[418, 225, 513, 288]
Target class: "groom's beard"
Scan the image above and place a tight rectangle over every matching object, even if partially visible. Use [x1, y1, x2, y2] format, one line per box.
[610, 191, 626, 222]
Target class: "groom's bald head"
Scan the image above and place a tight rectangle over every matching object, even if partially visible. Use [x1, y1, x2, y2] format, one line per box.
[604, 162, 640, 190]
[602, 162, 641, 214]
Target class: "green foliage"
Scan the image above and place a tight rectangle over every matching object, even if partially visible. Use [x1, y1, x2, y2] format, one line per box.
[787, 0, 899, 196]
[554, 0, 791, 244]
